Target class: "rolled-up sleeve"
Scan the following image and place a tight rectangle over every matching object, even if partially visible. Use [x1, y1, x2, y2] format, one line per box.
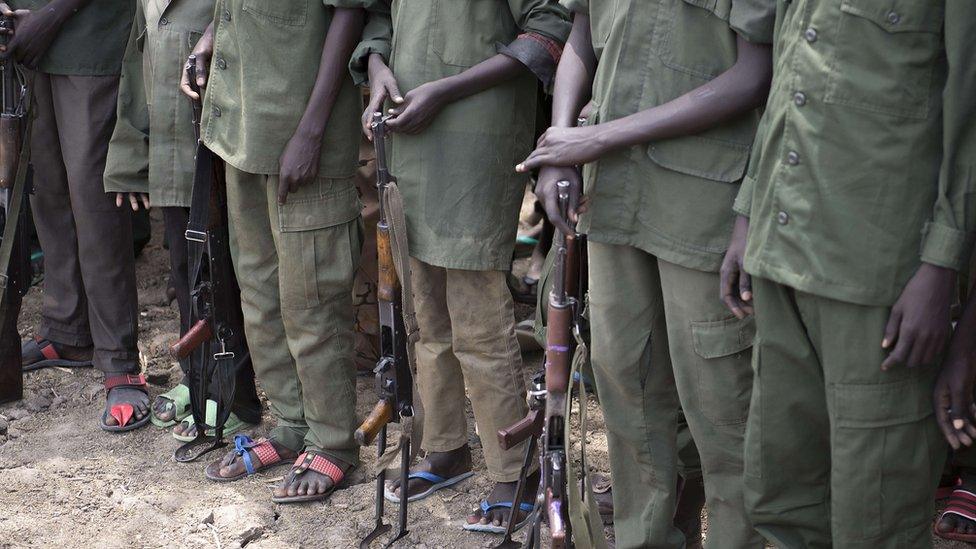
[348, 0, 392, 86]
[920, 0, 976, 270]
[501, 0, 571, 87]
[104, 2, 149, 195]
[730, 0, 776, 44]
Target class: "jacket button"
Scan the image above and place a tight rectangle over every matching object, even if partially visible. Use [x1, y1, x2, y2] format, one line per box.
[793, 91, 807, 107]
[887, 11, 901, 24]
[159, 17, 169, 26]
[777, 211, 790, 225]
[216, 58, 227, 70]
[223, 10, 232, 21]
[213, 106, 221, 118]
[786, 151, 800, 165]
[804, 27, 818, 43]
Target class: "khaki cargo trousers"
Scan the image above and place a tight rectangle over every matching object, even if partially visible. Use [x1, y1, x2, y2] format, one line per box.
[225, 166, 361, 466]
[744, 277, 944, 549]
[588, 242, 761, 549]
[411, 258, 531, 482]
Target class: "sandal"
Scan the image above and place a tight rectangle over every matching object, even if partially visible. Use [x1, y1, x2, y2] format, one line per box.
[205, 435, 285, 482]
[22, 336, 92, 371]
[151, 384, 192, 428]
[272, 450, 349, 504]
[99, 374, 151, 433]
[172, 400, 253, 441]
[383, 470, 475, 503]
[935, 488, 976, 543]
[463, 500, 535, 534]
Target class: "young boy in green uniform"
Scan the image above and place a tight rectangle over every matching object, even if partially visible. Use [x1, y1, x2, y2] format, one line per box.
[352, 0, 570, 532]
[104, 0, 262, 442]
[517, 1, 775, 547]
[722, 1, 976, 546]
[2, 0, 148, 432]
[179, 0, 371, 503]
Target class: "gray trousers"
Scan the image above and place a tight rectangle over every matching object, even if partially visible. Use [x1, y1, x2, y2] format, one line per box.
[31, 73, 139, 375]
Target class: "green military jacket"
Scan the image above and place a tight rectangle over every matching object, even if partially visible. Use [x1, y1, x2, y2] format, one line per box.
[105, 0, 214, 207]
[562, 0, 775, 273]
[12, 0, 134, 75]
[202, 0, 366, 179]
[734, 0, 976, 306]
[351, 0, 571, 271]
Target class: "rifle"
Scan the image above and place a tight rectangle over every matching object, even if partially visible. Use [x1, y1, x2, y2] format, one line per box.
[358, 112, 415, 549]
[496, 180, 587, 549]
[0, 12, 31, 405]
[172, 56, 250, 462]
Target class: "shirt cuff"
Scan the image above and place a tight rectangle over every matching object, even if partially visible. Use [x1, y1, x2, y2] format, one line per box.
[732, 175, 755, 217]
[496, 33, 563, 90]
[350, 39, 391, 87]
[920, 221, 975, 271]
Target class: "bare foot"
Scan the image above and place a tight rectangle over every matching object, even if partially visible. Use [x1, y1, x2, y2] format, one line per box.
[390, 445, 472, 500]
[465, 470, 540, 529]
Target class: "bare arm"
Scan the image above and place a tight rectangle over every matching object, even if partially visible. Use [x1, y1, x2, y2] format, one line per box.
[0, 0, 95, 67]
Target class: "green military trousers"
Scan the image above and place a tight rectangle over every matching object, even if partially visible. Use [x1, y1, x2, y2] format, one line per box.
[225, 166, 362, 467]
[744, 277, 945, 549]
[411, 258, 531, 481]
[588, 242, 761, 549]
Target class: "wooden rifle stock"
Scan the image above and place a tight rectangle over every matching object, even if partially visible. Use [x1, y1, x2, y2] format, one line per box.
[356, 400, 394, 446]
[169, 319, 212, 360]
[497, 408, 543, 451]
[0, 114, 20, 189]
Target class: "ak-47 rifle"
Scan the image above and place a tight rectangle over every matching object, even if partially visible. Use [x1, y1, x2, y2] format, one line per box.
[172, 55, 250, 462]
[495, 180, 588, 549]
[358, 112, 415, 549]
[0, 12, 32, 404]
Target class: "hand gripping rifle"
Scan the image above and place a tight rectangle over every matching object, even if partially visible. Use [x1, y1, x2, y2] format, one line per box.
[358, 112, 416, 549]
[0, 12, 32, 404]
[495, 180, 587, 549]
[172, 56, 250, 462]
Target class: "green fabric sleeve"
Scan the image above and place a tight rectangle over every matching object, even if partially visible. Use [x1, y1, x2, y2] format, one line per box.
[510, 0, 572, 43]
[730, 0, 777, 45]
[560, 0, 588, 15]
[349, 1, 392, 87]
[103, 1, 149, 195]
[920, 0, 976, 271]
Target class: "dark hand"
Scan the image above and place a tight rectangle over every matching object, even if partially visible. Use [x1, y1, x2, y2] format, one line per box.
[934, 352, 976, 450]
[277, 129, 321, 205]
[362, 53, 403, 140]
[535, 166, 584, 236]
[881, 263, 956, 370]
[0, 3, 62, 68]
[517, 125, 608, 173]
[385, 81, 448, 135]
[719, 215, 753, 319]
[180, 23, 214, 101]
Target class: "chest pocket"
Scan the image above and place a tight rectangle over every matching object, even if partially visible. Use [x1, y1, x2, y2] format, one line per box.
[431, 0, 506, 68]
[242, 0, 308, 26]
[651, 0, 737, 80]
[824, 0, 944, 120]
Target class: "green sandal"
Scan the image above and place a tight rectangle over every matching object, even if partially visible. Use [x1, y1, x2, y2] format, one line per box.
[151, 384, 192, 428]
[172, 399, 253, 442]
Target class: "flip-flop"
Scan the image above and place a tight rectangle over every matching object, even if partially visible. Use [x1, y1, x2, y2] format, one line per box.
[205, 434, 285, 482]
[935, 488, 976, 542]
[463, 500, 535, 534]
[22, 336, 93, 371]
[151, 384, 192, 428]
[172, 400, 252, 442]
[383, 470, 475, 503]
[99, 374, 151, 433]
[272, 450, 349, 504]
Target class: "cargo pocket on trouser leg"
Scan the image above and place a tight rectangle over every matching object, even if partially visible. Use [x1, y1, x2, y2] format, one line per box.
[691, 315, 756, 425]
[276, 178, 362, 311]
[830, 374, 941, 544]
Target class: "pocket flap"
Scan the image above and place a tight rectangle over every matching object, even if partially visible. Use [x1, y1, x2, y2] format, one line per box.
[840, 0, 944, 33]
[278, 180, 361, 232]
[833, 376, 933, 428]
[680, 0, 732, 20]
[647, 136, 750, 183]
[691, 316, 755, 359]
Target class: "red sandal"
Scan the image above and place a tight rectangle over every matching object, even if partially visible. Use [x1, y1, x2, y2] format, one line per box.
[935, 488, 976, 543]
[99, 373, 151, 433]
[272, 450, 349, 504]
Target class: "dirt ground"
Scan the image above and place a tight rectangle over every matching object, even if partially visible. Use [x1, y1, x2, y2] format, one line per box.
[0, 209, 967, 549]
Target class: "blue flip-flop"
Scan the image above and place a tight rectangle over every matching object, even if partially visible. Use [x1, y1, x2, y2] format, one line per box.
[383, 470, 475, 503]
[463, 500, 536, 534]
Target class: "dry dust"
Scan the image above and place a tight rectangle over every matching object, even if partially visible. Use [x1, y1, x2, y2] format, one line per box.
[0, 210, 966, 548]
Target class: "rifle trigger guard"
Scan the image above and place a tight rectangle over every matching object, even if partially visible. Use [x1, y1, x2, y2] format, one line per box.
[185, 229, 208, 243]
